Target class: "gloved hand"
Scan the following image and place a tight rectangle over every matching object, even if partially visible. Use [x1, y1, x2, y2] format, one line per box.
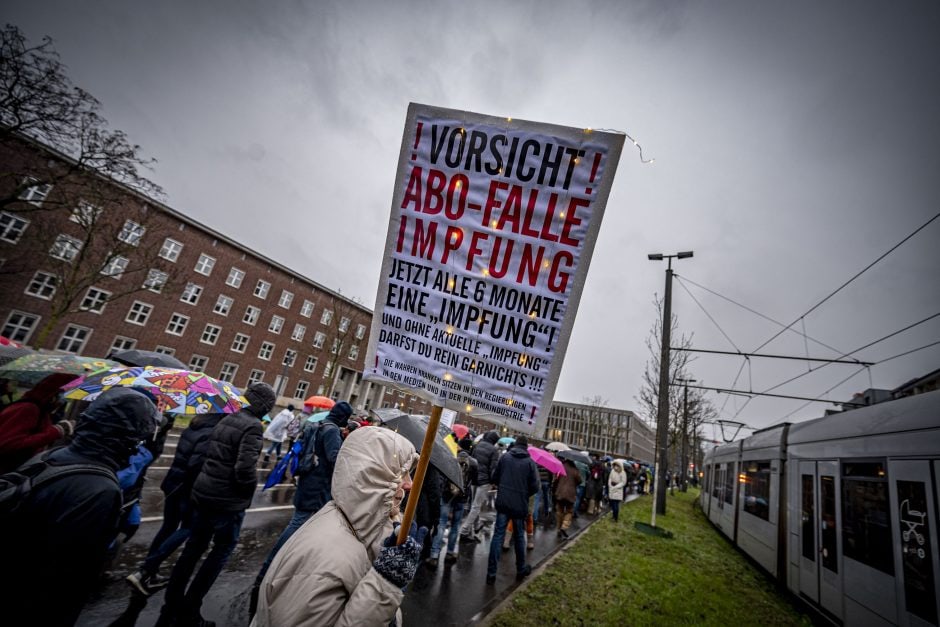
[55, 419, 75, 438]
[372, 522, 428, 588]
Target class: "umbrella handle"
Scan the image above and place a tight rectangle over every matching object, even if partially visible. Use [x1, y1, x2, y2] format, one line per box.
[396, 404, 442, 545]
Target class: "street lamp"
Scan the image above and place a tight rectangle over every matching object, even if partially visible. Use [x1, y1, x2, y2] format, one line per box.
[649, 251, 693, 521]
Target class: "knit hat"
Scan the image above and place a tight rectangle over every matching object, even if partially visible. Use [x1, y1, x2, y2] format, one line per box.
[327, 401, 353, 428]
[244, 382, 277, 418]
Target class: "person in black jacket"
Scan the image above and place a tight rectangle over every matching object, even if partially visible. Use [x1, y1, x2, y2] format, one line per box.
[156, 383, 275, 627]
[0, 387, 158, 627]
[485, 436, 539, 584]
[459, 430, 500, 541]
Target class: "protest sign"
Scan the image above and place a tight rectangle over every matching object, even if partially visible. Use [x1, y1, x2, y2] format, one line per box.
[365, 103, 624, 435]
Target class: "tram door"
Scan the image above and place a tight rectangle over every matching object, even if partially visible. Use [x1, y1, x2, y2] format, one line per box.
[889, 460, 940, 626]
[798, 460, 843, 620]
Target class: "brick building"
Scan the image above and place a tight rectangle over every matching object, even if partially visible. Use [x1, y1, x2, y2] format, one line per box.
[0, 134, 439, 414]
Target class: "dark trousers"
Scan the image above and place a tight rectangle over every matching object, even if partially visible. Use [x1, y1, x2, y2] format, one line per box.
[162, 508, 245, 617]
[143, 491, 192, 575]
[487, 511, 526, 577]
[610, 499, 621, 521]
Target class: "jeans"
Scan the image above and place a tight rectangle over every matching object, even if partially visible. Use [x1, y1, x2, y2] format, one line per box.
[573, 484, 585, 514]
[533, 480, 553, 522]
[610, 499, 621, 521]
[431, 500, 465, 558]
[487, 511, 526, 577]
[264, 440, 282, 458]
[143, 492, 193, 575]
[162, 508, 245, 616]
[460, 484, 489, 537]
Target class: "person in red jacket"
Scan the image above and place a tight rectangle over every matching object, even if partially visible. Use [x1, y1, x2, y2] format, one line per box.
[0, 372, 77, 473]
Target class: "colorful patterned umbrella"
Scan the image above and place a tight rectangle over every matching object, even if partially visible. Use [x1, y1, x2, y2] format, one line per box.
[62, 366, 248, 415]
[0, 353, 120, 387]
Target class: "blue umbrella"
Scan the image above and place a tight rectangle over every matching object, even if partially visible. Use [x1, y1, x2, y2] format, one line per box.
[306, 410, 330, 423]
[497, 436, 515, 446]
[263, 440, 302, 490]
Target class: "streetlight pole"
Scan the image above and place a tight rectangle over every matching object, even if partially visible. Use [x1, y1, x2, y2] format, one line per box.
[648, 251, 693, 521]
[677, 377, 696, 493]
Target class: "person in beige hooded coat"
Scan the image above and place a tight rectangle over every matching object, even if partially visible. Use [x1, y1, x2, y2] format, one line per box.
[251, 426, 420, 627]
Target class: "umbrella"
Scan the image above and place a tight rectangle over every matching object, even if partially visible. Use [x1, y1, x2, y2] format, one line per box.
[0, 344, 33, 368]
[544, 441, 571, 452]
[0, 353, 120, 387]
[371, 407, 406, 423]
[451, 423, 470, 440]
[556, 449, 591, 466]
[379, 414, 462, 488]
[497, 436, 515, 447]
[304, 395, 335, 410]
[528, 446, 565, 476]
[306, 410, 331, 423]
[263, 440, 302, 490]
[109, 348, 187, 369]
[62, 366, 248, 415]
[0, 336, 25, 347]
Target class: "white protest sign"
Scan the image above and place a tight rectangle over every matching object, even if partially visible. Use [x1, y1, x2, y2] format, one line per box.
[364, 103, 624, 435]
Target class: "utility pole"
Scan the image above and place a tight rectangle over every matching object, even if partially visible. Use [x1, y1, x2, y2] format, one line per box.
[648, 251, 693, 520]
[677, 377, 696, 493]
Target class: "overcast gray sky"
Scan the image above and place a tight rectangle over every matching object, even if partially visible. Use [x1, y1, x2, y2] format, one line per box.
[7, 0, 939, 438]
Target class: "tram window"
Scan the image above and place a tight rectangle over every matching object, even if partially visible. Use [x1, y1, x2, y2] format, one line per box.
[897, 480, 937, 624]
[712, 466, 721, 499]
[842, 461, 893, 575]
[821, 476, 838, 572]
[802, 475, 815, 561]
[724, 462, 736, 505]
[743, 461, 771, 521]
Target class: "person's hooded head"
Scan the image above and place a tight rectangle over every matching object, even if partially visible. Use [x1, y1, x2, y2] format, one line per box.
[326, 401, 353, 429]
[22, 372, 78, 412]
[243, 382, 277, 418]
[483, 430, 500, 445]
[71, 387, 159, 470]
[331, 427, 417, 559]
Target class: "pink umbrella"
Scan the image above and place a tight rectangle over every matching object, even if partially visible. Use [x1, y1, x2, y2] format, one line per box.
[528, 446, 565, 476]
[452, 423, 470, 440]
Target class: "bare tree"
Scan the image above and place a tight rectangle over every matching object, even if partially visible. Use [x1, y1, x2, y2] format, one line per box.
[1, 24, 162, 212]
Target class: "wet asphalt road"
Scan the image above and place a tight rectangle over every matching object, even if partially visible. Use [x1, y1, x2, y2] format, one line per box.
[77, 433, 626, 626]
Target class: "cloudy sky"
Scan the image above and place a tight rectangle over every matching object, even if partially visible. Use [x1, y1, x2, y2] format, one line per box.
[7, 0, 939, 438]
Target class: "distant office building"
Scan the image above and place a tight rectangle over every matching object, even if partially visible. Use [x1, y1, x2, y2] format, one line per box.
[541, 401, 655, 463]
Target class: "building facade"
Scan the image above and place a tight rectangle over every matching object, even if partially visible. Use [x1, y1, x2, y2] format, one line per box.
[541, 401, 655, 463]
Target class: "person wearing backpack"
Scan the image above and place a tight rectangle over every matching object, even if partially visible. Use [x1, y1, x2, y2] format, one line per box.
[0, 386, 159, 627]
[0, 372, 78, 473]
[247, 400, 353, 620]
[426, 436, 478, 567]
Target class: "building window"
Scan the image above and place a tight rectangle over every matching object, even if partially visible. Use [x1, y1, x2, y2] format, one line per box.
[283, 349, 297, 367]
[180, 282, 203, 305]
[243, 305, 260, 326]
[117, 220, 145, 246]
[304, 355, 317, 373]
[278, 290, 293, 309]
[80, 287, 111, 313]
[294, 381, 309, 400]
[320, 309, 333, 325]
[231, 333, 249, 353]
[219, 362, 238, 383]
[49, 234, 82, 262]
[200, 323, 221, 345]
[25, 271, 57, 300]
[323, 361, 333, 378]
[144, 268, 168, 293]
[312, 331, 326, 349]
[291, 324, 306, 342]
[2, 310, 40, 343]
[330, 339, 340, 355]
[125, 301, 153, 326]
[154, 345, 175, 355]
[300, 300, 314, 317]
[226, 267, 245, 288]
[0, 212, 30, 243]
[189, 354, 208, 371]
[70, 202, 102, 227]
[347, 345, 359, 360]
[339, 317, 350, 333]
[166, 313, 189, 336]
[214, 294, 233, 316]
[254, 279, 270, 299]
[743, 461, 771, 521]
[355, 324, 366, 340]
[110, 336, 137, 352]
[247, 369, 265, 386]
[56, 324, 90, 354]
[101, 254, 129, 279]
[269, 315, 284, 334]
[258, 341, 274, 361]
[19, 179, 52, 205]
[194, 253, 216, 276]
[159, 238, 184, 262]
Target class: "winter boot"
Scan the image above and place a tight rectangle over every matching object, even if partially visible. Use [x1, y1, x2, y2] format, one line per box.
[527, 533, 535, 550]
[261, 454, 270, 469]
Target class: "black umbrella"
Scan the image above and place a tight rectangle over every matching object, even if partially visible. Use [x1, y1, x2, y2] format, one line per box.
[109, 349, 187, 369]
[0, 344, 34, 368]
[378, 414, 462, 487]
[556, 449, 591, 466]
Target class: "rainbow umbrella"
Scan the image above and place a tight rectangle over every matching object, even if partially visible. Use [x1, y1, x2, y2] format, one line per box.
[62, 365, 247, 415]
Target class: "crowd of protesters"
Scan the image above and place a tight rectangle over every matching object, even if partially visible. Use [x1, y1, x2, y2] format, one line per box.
[0, 371, 656, 627]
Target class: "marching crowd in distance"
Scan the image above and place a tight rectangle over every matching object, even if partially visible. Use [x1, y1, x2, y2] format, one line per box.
[0, 373, 655, 627]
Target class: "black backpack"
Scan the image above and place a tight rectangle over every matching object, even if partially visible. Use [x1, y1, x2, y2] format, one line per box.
[0, 451, 118, 517]
[448, 455, 473, 500]
[296, 422, 324, 477]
